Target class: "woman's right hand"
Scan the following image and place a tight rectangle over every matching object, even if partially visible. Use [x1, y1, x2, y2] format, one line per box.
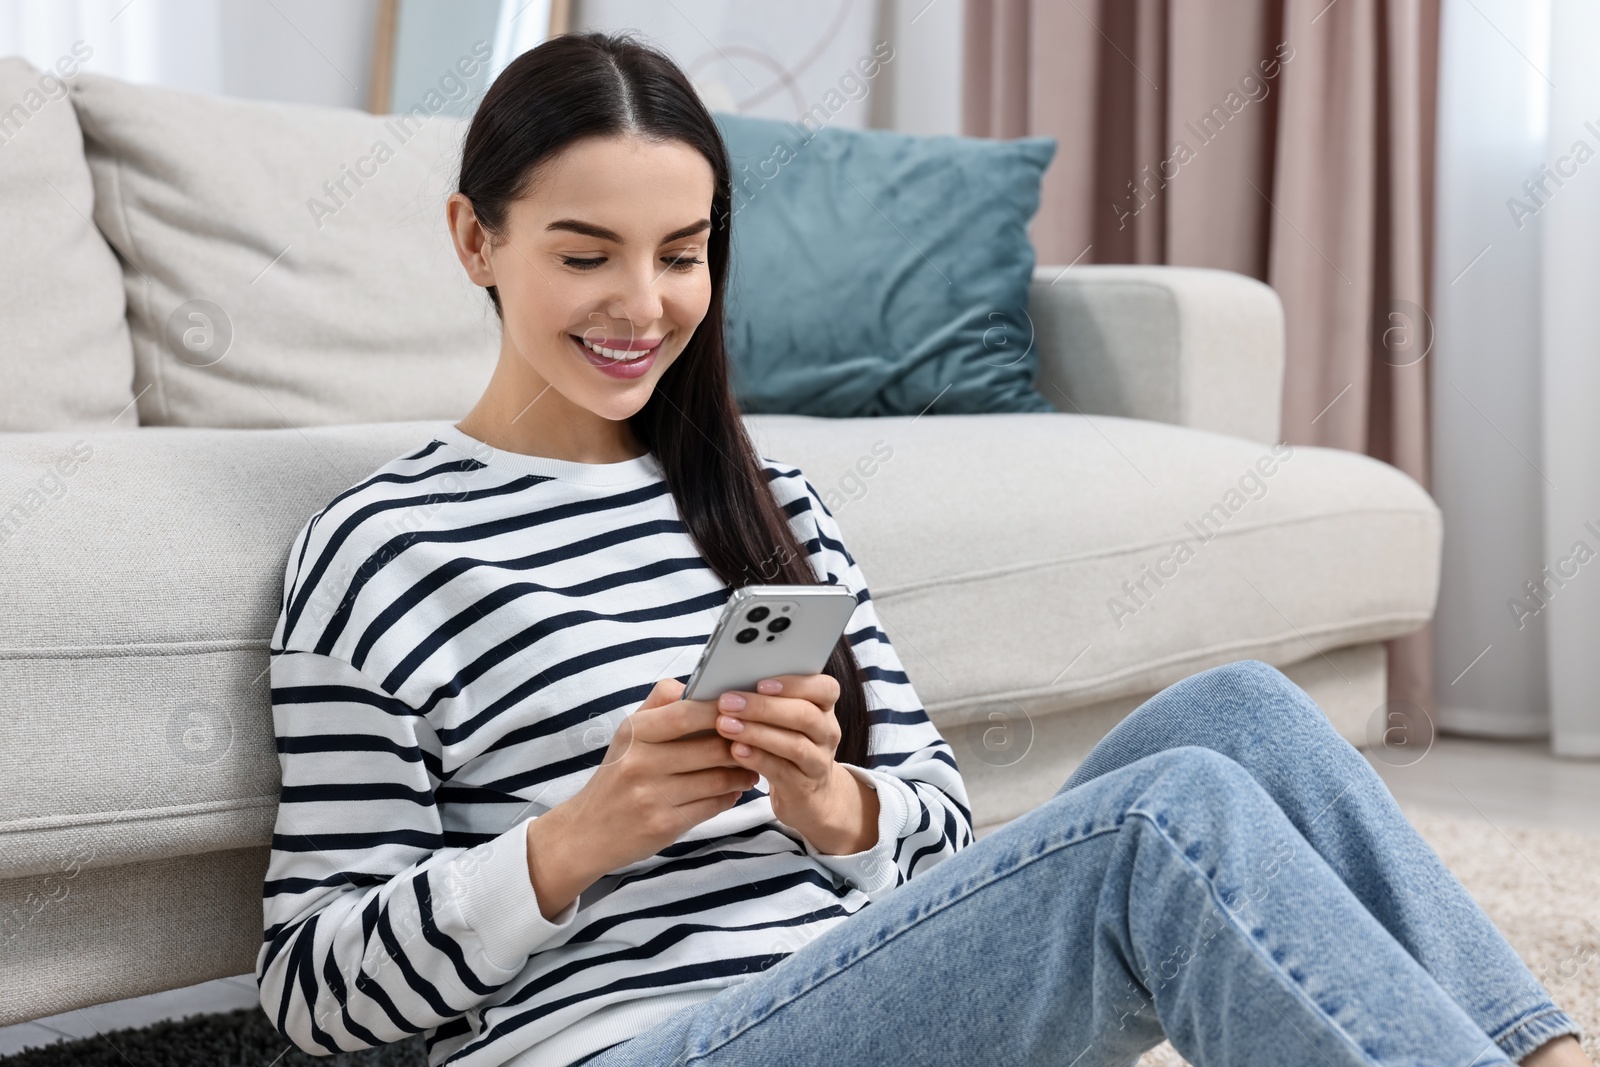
[525, 678, 758, 918]
[573, 676, 759, 865]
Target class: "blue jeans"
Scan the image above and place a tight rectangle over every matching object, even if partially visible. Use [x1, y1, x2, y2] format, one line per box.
[569, 660, 1582, 1067]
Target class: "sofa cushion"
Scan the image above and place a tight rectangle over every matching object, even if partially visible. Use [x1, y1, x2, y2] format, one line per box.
[715, 112, 1058, 418]
[0, 56, 137, 431]
[748, 413, 1440, 718]
[67, 71, 497, 428]
[0, 413, 1438, 881]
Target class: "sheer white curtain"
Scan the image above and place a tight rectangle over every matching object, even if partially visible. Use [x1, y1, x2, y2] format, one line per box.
[1540, 0, 1600, 756]
[1, 0, 375, 108]
[0, 0, 224, 93]
[1431, 0, 1600, 756]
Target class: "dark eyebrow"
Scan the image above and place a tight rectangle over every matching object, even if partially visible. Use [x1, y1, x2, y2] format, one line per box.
[544, 218, 711, 244]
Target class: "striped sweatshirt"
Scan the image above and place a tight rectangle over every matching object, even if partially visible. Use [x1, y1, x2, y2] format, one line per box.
[256, 422, 975, 1067]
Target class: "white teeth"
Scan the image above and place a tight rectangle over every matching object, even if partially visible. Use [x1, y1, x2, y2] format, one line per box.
[580, 337, 653, 361]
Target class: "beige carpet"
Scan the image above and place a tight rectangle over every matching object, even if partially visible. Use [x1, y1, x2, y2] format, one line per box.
[1135, 806, 1600, 1065]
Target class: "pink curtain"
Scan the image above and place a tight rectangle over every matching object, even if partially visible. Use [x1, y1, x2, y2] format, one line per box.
[966, 0, 1440, 726]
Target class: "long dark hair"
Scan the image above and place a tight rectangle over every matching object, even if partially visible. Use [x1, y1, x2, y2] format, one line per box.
[456, 31, 871, 768]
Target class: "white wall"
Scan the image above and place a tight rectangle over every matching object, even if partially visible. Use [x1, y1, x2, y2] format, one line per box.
[572, 0, 962, 135]
[874, 0, 962, 136]
[218, 0, 377, 108]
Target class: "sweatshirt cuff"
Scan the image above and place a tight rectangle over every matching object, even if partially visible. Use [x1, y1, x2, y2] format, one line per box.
[801, 764, 913, 897]
[445, 815, 580, 974]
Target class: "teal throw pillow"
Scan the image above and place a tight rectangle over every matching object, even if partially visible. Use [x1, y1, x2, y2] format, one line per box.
[714, 112, 1058, 417]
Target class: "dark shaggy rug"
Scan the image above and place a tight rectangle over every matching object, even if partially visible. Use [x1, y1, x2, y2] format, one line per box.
[0, 1008, 428, 1067]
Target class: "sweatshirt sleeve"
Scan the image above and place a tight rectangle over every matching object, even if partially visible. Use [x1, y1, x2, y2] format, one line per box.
[791, 476, 976, 901]
[256, 648, 581, 1054]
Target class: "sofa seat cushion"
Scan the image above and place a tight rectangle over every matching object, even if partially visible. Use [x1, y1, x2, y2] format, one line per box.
[0, 413, 1438, 878]
[67, 71, 496, 428]
[0, 57, 137, 431]
[748, 412, 1440, 721]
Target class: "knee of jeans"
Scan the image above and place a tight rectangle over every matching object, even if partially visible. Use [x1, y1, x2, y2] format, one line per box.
[1199, 659, 1304, 717]
[1140, 744, 1259, 802]
[1126, 747, 1295, 885]
[1124, 747, 1289, 861]
[1211, 657, 1293, 689]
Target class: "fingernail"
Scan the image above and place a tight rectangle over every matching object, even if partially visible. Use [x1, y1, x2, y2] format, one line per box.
[733, 743, 752, 756]
[718, 715, 744, 733]
[756, 679, 782, 694]
[719, 692, 746, 710]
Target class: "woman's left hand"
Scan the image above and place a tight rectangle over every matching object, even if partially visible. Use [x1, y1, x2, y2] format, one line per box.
[713, 673, 879, 855]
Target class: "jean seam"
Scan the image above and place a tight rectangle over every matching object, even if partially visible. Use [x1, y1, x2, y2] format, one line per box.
[1489, 1004, 1582, 1056]
[686, 821, 1127, 1062]
[1125, 806, 1384, 1067]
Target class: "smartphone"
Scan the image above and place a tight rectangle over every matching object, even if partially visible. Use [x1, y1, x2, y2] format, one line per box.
[674, 584, 858, 739]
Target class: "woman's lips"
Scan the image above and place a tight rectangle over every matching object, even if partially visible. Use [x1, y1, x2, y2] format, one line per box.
[570, 334, 660, 379]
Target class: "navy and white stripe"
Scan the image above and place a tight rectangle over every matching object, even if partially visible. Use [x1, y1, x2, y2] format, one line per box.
[256, 423, 974, 1067]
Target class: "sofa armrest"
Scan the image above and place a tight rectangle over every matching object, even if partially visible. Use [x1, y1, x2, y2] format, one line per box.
[1026, 264, 1286, 444]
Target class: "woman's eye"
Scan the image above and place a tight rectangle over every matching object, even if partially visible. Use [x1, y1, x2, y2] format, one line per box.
[562, 254, 701, 272]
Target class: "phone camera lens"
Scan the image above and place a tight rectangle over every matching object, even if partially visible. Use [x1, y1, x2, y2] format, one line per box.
[746, 606, 770, 622]
[767, 616, 791, 633]
[735, 627, 759, 644]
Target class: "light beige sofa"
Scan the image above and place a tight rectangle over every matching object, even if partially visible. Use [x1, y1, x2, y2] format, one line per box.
[0, 56, 1443, 1025]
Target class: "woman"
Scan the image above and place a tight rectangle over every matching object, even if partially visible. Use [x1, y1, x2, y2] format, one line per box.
[256, 31, 1588, 1067]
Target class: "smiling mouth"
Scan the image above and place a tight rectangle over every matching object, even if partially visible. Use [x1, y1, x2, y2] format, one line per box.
[572, 335, 662, 362]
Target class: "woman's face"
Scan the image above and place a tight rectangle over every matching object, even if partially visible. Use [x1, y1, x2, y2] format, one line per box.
[453, 134, 716, 424]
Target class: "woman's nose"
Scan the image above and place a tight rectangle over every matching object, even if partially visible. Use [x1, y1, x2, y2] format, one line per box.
[606, 261, 665, 328]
